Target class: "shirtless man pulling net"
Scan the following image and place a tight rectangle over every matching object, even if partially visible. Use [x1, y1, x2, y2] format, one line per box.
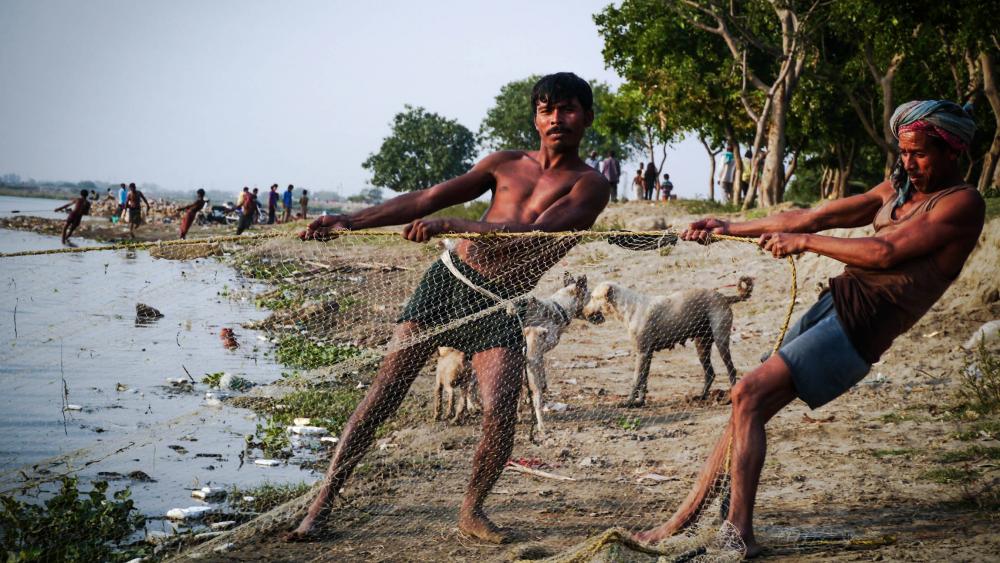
[637, 100, 985, 557]
[288, 72, 611, 543]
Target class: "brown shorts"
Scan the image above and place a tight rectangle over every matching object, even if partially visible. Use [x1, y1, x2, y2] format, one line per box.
[128, 208, 142, 226]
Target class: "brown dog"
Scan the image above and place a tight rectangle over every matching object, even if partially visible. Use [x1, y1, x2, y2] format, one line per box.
[433, 347, 477, 423]
[582, 277, 753, 405]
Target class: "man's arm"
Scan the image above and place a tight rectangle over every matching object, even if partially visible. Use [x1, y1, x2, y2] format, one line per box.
[402, 172, 610, 242]
[139, 192, 151, 211]
[54, 200, 73, 212]
[683, 181, 893, 243]
[759, 189, 985, 268]
[302, 152, 518, 238]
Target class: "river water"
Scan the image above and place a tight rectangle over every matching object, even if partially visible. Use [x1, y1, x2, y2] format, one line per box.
[0, 196, 318, 529]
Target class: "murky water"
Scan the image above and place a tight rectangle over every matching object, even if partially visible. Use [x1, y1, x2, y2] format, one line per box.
[0, 212, 318, 528]
[0, 194, 78, 219]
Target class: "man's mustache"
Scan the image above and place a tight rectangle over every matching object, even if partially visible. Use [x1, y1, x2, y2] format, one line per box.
[546, 126, 572, 135]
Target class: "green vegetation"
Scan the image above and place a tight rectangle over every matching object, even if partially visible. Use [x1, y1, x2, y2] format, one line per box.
[363, 105, 477, 193]
[937, 446, 1000, 464]
[202, 371, 223, 386]
[255, 285, 303, 311]
[918, 466, 981, 484]
[870, 448, 917, 459]
[592, 217, 627, 232]
[957, 340, 1000, 416]
[227, 482, 313, 513]
[201, 371, 254, 392]
[617, 415, 642, 431]
[0, 477, 146, 563]
[234, 257, 285, 282]
[430, 200, 490, 222]
[250, 418, 291, 457]
[955, 419, 1000, 441]
[274, 335, 362, 370]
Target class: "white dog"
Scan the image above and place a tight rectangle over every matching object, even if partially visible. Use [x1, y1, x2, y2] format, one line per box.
[582, 277, 754, 406]
[433, 346, 476, 423]
[520, 272, 589, 435]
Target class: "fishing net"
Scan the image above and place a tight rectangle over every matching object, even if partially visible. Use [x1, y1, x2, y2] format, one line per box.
[1, 227, 813, 562]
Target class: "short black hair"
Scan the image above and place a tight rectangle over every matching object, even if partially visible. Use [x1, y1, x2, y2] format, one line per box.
[197, 189, 205, 196]
[80, 189, 89, 197]
[531, 72, 593, 115]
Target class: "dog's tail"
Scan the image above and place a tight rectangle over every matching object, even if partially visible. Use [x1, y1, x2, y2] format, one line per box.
[724, 276, 754, 304]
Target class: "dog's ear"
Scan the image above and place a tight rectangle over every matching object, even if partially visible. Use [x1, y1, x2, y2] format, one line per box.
[563, 271, 573, 287]
[604, 283, 615, 302]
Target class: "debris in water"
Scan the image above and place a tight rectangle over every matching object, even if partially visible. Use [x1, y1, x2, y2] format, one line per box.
[254, 459, 280, 467]
[135, 303, 164, 323]
[219, 327, 239, 349]
[64, 404, 82, 411]
[166, 506, 214, 520]
[191, 487, 227, 501]
[287, 425, 328, 436]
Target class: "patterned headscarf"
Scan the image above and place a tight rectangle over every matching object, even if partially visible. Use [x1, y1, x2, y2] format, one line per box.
[888, 100, 976, 209]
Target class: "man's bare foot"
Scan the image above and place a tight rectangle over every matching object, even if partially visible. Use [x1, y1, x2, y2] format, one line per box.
[631, 522, 677, 545]
[743, 539, 763, 559]
[283, 517, 318, 542]
[458, 509, 509, 544]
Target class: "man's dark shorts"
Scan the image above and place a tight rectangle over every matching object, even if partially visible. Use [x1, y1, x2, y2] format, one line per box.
[398, 253, 525, 355]
[772, 291, 872, 409]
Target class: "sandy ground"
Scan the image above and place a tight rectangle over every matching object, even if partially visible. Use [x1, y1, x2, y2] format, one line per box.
[12, 200, 999, 561]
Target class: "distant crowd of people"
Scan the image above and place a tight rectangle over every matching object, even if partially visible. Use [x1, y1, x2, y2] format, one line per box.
[230, 184, 309, 235]
[584, 150, 674, 203]
[53, 182, 316, 244]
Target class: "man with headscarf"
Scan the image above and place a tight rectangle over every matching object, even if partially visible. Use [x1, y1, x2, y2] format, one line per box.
[635, 100, 984, 557]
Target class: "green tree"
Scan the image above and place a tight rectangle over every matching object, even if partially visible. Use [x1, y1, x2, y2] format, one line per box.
[362, 105, 476, 192]
[479, 75, 541, 151]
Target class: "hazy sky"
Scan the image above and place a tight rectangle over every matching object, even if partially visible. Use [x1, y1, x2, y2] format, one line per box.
[0, 0, 713, 199]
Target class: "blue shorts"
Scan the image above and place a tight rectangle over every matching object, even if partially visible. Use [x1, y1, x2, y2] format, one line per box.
[773, 292, 871, 409]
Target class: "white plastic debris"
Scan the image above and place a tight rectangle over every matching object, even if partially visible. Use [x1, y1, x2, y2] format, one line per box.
[964, 320, 1000, 350]
[166, 506, 214, 520]
[254, 459, 280, 467]
[562, 378, 578, 385]
[257, 334, 269, 342]
[191, 487, 226, 501]
[544, 402, 569, 413]
[293, 417, 312, 426]
[64, 404, 83, 411]
[210, 520, 237, 531]
[287, 425, 327, 436]
[320, 436, 339, 445]
[194, 531, 224, 540]
[242, 495, 255, 502]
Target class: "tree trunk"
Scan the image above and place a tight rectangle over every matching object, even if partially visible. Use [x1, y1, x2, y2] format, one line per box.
[761, 88, 789, 206]
[698, 135, 719, 200]
[732, 141, 744, 206]
[979, 50, 1000, 193]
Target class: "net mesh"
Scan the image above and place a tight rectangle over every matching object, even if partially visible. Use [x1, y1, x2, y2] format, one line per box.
[2, 228, 812, 562]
